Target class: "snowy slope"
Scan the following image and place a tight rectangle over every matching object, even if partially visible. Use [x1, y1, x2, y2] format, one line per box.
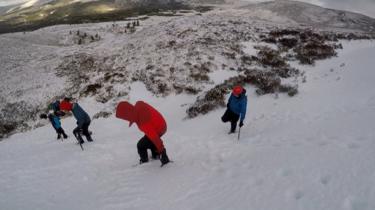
[1, 3, 375, 208]
[1, 39, 375, 210]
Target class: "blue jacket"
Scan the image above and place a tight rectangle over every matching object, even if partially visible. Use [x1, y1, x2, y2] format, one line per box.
[48, 113, 61, 130]
[227, 90, 247, 121]
[72, 103, 91, 127]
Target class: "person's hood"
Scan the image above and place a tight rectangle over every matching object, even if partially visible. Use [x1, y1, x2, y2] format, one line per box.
[116, 101, 138, 127]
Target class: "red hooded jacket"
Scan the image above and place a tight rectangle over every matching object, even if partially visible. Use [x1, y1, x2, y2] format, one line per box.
[116, 101, 167, 153]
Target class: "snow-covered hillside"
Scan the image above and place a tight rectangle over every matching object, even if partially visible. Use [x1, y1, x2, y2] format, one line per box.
[1, 0, 375, 139]
[1, 39, 375, 210]
[1, 1, 375, 209]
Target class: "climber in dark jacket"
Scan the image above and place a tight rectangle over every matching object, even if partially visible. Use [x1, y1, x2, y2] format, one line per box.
[60, 98, 93, 144]
[40, 111, 68, 140]
[221, 85, 247, 133]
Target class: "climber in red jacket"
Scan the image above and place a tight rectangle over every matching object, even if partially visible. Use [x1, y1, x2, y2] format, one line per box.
[116, 101, 170, 166]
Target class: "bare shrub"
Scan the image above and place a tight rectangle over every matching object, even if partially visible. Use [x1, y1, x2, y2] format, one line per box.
[261, 37, 277, 44]
[270, 29, 300, 37]
[81, 83, 102, 96]
[272, 67, 300, 78]
[92, 111, 112, 119]
[244, 70, 281, 95]
[295, 41, 337, 64]
[278, 37, 298, 49]
[255, 47, 287, 68]
[241, 55, 255, 65]
[0, 101, 39, 138]
[186, 67, 301, 118]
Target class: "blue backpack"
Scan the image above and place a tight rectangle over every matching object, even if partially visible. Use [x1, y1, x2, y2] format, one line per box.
[49, 101, 60, 112]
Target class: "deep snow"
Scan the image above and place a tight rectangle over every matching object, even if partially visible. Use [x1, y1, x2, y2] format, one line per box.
[1, 40, 375, 210]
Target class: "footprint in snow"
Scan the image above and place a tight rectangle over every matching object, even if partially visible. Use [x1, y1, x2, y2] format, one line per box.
[294, 191, 304, 200]
[367, 96, 375, 109]
[343, 196, 368, 210]
[254, 178, 264, 186]
[277, 168, 291, 177]
[320, 175, 331, 185]
[347, 143, 360, 149]
[318, 141, 329, 147]
[292, 142, 301, 147]
[356, 136, 367, 141]
[286, 190, 304, 201]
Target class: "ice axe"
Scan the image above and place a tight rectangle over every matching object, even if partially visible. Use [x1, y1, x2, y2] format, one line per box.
[73, 132, 84, 151]
[78, 141, 84, 151]
[237, 126, 241, 141]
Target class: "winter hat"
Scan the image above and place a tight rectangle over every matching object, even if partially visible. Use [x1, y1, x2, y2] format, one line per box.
[232, 85, 244, 96]
[60, 100, 73, 111]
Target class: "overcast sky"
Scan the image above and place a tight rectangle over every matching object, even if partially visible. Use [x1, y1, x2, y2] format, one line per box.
[0, 0, 374, 17]
[298, 0, 375, 18]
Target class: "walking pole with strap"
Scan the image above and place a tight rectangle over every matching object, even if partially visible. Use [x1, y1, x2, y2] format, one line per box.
[74, 132, 84, 151]
[238, 126, 241, 141]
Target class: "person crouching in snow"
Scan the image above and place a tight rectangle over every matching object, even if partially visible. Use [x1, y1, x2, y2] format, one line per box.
[116, 101, 170, 166]
[60, 98, 93, 144]
[221, 85, 247, 134]
[40, 110, 68, 140]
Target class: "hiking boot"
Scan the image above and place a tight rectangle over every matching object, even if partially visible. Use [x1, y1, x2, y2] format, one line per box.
[139, 159, 149, 164]
[160, 149, 170, 165]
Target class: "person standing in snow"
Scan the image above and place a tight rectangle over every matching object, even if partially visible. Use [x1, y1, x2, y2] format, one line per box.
[221, 85, 247, 134]
[40, 110, 68, 140]
[116, 101, 170, 166]
[59, 98, 93, 144]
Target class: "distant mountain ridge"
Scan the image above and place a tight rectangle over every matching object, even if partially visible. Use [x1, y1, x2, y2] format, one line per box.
[241, 1, 375, 33]
[0, 0, 188, 34]
[1, 0, 375, 34]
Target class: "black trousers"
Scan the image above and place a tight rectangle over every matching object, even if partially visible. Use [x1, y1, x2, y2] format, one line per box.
[56, 127, 68, 138]
[73, 122, 93, 143]
[137, 135, 159, 163]
[221, 108, 240, 132]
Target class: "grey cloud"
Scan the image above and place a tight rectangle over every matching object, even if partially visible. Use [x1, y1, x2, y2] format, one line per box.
[276, 0, 375, 17]
[321, 0, 375, 18]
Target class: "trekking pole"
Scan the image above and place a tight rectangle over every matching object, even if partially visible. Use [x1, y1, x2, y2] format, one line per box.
[238, 126, 241, 141]
[74, 133, 84, 151]
[79, 142, 84, 151]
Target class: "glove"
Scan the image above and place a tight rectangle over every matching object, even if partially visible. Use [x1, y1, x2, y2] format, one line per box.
[55, 111, 65, 117]
[39, 113, 48, 119]
[239, 120, 244, 127]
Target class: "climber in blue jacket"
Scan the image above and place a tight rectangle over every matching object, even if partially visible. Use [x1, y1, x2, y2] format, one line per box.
[221, 85, 247, 134]
[60, 98, 93, 144]
[40, 110, 68, 140]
